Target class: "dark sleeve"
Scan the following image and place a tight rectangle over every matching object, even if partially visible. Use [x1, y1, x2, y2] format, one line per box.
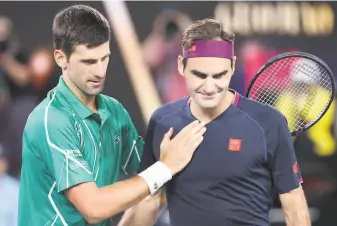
[271, 115, 303, 194]
[138, 116, 157, 173]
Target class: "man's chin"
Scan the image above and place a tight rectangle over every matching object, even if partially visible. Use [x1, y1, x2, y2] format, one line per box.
[87, 85, 104, 96]
[84, 90, 101, 97]
[195, 99, 219, 109]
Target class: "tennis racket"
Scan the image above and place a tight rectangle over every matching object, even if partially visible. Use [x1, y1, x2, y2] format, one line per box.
[246, 52, 335, 136]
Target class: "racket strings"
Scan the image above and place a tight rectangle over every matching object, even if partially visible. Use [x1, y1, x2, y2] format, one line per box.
[248, 57, 333, 133]
[253, 59, 310, 130]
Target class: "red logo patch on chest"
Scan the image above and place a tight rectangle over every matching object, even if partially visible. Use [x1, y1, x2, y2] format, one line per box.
[228, 138, 242, 152]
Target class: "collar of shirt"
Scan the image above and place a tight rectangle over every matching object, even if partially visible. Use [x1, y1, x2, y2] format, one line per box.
[56, 76, 110, 124]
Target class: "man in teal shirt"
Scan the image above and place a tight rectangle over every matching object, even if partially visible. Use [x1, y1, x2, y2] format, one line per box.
[18, 4, 206, 226]
[20, 76, 143, 225]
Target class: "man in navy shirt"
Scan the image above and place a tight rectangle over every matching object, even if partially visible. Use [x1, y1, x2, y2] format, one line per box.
[119, 18, 310, 226]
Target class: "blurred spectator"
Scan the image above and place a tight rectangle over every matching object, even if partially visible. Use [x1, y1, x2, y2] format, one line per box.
[0, 144, 19, 226]
[142, 10, 192, 103]
[0, 16, 59, 179]
[0, 16, 35, 178]
[239, 39, 299, 92]
[0, 16, 32, 102]
[28, 46, 59, 102]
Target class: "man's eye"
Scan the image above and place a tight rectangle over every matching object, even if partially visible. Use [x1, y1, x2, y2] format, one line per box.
[195, 73, 207, 79]
[83, 60, 95, 65]
[213, 74, 224, 79]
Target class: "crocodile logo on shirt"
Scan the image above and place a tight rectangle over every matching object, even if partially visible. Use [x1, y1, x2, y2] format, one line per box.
[114, 134, 120, 144]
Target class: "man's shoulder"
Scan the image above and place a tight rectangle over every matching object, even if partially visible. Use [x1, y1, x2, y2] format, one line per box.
[24, 97, 74, 140]
[151, 97, 188, 123]
[238, 95, 285, 123]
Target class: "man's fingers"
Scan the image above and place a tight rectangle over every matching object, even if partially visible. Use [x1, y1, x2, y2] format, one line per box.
[164, 120, 206, 153]
[179, 120, 205, 139]
[163, 127, 174, 141]
[185, 127, 206, 147]
[190, 121, 206, 135]
[166, 127, 174, 138]
[171, 120, 198, 142]
[191, 136, 204, 150]
[198, 127, 207, 136]
[179, 120, 200, 135]
[187, 124, 206, 143]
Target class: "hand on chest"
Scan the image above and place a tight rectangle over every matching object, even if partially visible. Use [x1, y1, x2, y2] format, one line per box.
[153, 116, 268, 182]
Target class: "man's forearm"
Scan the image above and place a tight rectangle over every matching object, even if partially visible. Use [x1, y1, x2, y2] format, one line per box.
[284, 207, 311, 226]
[66, 162, 172, 224]
[86, 176, 150, 224]
[280, 186, 311, 226]
[118, 190, 167, 226]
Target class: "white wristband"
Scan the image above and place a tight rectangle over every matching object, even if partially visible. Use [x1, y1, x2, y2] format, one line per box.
[139, 161, 172, 194]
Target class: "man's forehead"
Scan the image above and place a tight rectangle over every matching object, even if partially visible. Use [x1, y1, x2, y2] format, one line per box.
[72, 42, 110, 59]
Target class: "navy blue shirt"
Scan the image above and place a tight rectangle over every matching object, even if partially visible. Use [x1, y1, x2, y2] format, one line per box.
[139, 91, 302, 226]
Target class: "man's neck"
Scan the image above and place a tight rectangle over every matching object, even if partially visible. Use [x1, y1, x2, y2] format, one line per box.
[190, 90, 235, 123]
[63, 75, 97, 112]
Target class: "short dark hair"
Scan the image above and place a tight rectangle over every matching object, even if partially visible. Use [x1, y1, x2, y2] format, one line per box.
[52, 4, 111, 58]
[181, 18, 235, 68]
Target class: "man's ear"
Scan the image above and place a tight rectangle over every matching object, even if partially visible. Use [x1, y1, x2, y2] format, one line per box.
[54, 49, 67, 70]
[231, 56, 237, 75]
[177, 55, 185, 76]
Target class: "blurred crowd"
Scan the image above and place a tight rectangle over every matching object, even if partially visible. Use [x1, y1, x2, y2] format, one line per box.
[0, 15, 60, 226]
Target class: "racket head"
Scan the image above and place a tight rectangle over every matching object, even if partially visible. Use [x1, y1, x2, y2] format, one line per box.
[246, 52, 336, 136]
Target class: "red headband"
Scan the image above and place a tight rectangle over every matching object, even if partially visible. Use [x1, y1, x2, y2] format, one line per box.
[183, 40, 234, 59]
